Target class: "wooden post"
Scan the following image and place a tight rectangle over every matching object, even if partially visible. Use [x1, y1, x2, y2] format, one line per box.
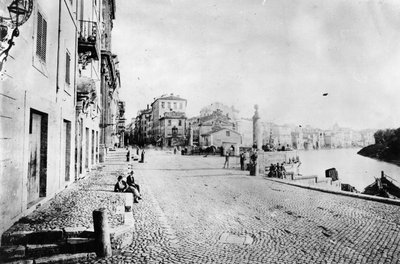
[93, 208, 112, 257]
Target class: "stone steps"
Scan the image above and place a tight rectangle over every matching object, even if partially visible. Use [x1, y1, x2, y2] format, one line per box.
[0, 239, 95, 263]
[0, 228, 96, 263]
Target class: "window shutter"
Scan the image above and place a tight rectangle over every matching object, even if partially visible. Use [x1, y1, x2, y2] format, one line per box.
[41, 19, 47, 62]
[65, 52, 71, 84]
[36, 12, 42, 58]
[36, 11, 47, 62]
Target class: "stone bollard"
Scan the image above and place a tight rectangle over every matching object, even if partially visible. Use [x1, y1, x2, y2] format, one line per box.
[93, 208, 112, 257]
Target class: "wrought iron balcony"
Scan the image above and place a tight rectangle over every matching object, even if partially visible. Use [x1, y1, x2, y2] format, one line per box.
[78, 20, 99, 64]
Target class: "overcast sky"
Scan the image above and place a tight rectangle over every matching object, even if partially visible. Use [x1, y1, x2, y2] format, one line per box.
[113, 0, 400, 130]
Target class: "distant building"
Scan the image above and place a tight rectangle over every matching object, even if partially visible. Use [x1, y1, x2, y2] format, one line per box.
[199, 102, 239, 120]
[291, 131, 305, 150]
[360, 129, 375, 146]
[271, 125, 292, 149]
[201, 128, 242, 155]
[133, 94, 187, 147]
[190, 109, 237, 145]
[134, 106, 152, 146]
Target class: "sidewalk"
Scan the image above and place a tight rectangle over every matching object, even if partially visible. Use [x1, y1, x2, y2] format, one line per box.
[1, 148, 135, 263]
[4, 150, 129, 233]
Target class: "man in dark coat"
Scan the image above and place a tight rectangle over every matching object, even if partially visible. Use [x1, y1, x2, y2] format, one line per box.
[127, 171, 141, 193]
[140, 149, 145, 163]
[240, 151, 246, 170]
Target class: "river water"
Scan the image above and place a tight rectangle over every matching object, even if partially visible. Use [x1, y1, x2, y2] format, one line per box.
[297, 148, 400, 191]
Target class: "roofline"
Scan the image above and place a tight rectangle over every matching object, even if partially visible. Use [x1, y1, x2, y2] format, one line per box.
[151, 95, 187, 106]
[201, 128, 241, 136]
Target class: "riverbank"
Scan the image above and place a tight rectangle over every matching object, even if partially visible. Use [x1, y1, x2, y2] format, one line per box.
[357, 144, 400, 167]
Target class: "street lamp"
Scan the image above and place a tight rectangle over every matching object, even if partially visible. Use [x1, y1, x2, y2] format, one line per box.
[8, 0, 32, 27]
[0, 0, 33, 73]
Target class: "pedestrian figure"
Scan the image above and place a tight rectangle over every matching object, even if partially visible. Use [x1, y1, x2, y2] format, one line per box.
[126, 149, 130, 162]
[140, 149, 145, 163]
[114, 175, 141, 203]
[174, 147, 177, 154]
[223, 151, 230, 168]
[268, 163, 275, 177]
[240, 151, 246, 170]
[127, 171, 142, 196]
[280, 164, 286, 179]
[136, 146, 140, 155]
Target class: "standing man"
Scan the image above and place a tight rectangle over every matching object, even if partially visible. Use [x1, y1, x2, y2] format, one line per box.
[223, 151, 230, 169]
[240, 151, 246, 170]
[140, 149, 145, 163]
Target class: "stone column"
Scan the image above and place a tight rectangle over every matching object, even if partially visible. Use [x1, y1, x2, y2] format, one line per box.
[189, 124, 193, 146]
[252, 105, 262, 176]
[253, 104, 262, 150]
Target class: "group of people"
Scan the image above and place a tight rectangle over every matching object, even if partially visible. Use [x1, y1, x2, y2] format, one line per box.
[239, 149, 259, 171]
[224, 148, 258, 171]
[267, 163, 286, 178]
[126, 146, 145, 163]
[114, 170, 143, 203]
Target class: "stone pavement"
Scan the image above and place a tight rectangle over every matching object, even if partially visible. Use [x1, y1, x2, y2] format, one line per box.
[4, 148, 400, 263]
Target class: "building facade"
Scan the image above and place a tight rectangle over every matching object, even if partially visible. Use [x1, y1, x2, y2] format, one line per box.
[0, 0, 120, 237]
[76, 0, 103, 178]
[201, 128, 242, 155]
[133, 94, 187, 147]
[150, 94, 187, 146]
[99, 0, 121, 160]
[0, 0, 77, 235]
[134, 107, 152, 147]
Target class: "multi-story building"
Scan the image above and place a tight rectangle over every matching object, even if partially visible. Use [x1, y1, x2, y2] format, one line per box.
[134, 106, 152, 147]
[0, 0, 77, 235]
[190, 109, 237, 145]
[0, 0, 120, 236]
[199, 102, 239, 120]
[76, 0, 103, 177]
[271, 125, 292, 149]
[150, 94, 187, 147]
[99, 0, 120, 160]
[291, 130, 305, 150]
[188, 108, 242, 154]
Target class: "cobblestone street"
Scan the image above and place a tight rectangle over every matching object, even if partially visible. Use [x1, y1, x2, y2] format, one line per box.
[97, 149, 400, 263]
[4, 149, 400, 263]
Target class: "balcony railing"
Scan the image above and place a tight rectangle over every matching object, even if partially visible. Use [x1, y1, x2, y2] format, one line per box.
[78, 20, 99, 61]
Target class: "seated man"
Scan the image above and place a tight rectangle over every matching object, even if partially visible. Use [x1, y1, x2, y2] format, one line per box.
[127, 171, 141, 193]
[114, 175, 142, 203]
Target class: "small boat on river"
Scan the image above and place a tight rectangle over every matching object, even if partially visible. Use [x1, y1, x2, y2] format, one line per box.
[362, 171, 400, 199]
